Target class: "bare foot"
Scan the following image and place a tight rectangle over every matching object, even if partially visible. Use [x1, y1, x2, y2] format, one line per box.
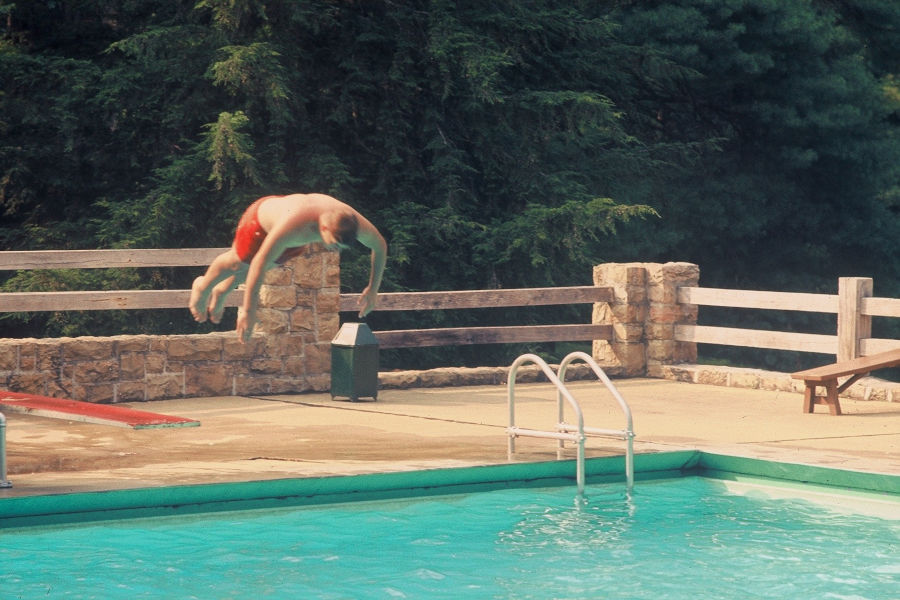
[189, 276, 208, 322]
[208, 299, 225, 324]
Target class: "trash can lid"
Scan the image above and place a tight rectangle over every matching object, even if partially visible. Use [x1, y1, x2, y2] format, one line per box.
[332, 322, 379, 347]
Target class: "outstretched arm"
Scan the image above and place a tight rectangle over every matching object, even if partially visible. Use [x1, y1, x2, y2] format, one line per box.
[355, 216, 387, 317]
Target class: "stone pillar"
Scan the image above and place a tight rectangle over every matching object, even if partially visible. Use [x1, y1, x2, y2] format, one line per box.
[592, 262, 699, 376]
[592, 263, 648, 376]
[256, 245, 341, 341]
[645, 262, 699, 375]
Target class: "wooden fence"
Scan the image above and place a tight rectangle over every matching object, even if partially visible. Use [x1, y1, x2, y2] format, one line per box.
[0, 248, 240, 312]
[3, 251, 900, 367]
[338, 287, 612, 348]
[0, 250, 613, 349]
[675, 278, 900, 362]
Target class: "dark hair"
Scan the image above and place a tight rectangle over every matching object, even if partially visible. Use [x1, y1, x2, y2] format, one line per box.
[333, 211, 359, 245]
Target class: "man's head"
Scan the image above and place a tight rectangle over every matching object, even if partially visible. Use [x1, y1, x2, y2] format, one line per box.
[319, 210, 359, 250]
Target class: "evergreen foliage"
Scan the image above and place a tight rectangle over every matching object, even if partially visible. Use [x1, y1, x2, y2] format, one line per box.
[1, 0, 899, 368]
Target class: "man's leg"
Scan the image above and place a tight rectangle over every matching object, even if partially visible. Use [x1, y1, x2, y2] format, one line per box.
[189, 249, 245, 322]
[207, 264, 248, 324]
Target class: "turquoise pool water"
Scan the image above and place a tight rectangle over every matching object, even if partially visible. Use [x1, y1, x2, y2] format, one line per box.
[2, 476, 897, 599]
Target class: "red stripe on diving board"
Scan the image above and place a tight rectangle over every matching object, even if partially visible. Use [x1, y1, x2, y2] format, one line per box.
[0, 391, 200, 429]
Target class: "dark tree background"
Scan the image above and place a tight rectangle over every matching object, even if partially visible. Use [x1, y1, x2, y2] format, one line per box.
[2, 0, 899, 369]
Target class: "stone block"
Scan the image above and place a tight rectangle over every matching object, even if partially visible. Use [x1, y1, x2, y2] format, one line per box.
[250, 358, 283, 374]
[116, 381, 147, 402]
[17, 343, 37, 371]
[259, 284, 296, 308]
[269, 377, 303, 394]
[283, 356, 307, 377]
[0, 346, 17, 371]
[73, 382, 116, 403]
[36, 345, 62, 373]
[184, 364, 233, 397]
[593, 340, 645, 376]
[728, 369, 762, 389]
[61, 338, 115, 360]
[119, 352, 145, 379]
[617, 302, 648, 323]
[316, 288, 341, 313]
[306, 373, 331, 392]
[7, 373, 49, 393]
[695, 368, 729, 386]
[644, 322, 674, 341]
[290, 307, 315, 331]
[144, 352, 166, 374]
[255, 308, 289, 335]
[304, 342, 332, 374]
[263, 266, 292, 286]
[324, 254, 341, 286]
[317, 313, 340, 342]
[611, 321, 644, 343]
[146, 373, 183, 400]
[116, 335, 152, 352]
[223, 336, 265, 360]
[71, 359, 119, 383]
[593, 263, 646, 287]
[648, 302, 683, 324]
[673, 341, 698, 363]
[647, 339, 675, 362]
[166, 336, 223, 361]
[293, 254, 325, 288]
[234, 375, 271, 396]
[295, 288, 316, 308]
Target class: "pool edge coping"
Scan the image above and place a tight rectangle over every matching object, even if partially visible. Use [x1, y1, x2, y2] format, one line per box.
[1, 451, 897, 528]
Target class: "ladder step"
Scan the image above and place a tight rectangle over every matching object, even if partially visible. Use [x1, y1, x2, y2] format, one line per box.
[507, 426, 580, 443]
[559, 423, 630, 439]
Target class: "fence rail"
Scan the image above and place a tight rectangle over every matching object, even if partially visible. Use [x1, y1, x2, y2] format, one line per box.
[0, 249, 239, 313]
[675, 279, 900, 362]
[4, 249, 899, 367]
[339, 287, 612, 348]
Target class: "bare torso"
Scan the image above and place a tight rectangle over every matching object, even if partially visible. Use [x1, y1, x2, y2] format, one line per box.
[256, 193, 350, 245]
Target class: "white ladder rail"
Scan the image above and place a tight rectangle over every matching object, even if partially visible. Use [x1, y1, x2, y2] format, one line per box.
[556, 351, 635, 491]
[507, 353, 587, 494]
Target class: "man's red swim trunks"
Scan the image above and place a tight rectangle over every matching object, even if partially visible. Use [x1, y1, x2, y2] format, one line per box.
[233, 196, 305, 264]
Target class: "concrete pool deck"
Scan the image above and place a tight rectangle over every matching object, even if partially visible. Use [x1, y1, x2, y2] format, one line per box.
[2, 377, 899, 498]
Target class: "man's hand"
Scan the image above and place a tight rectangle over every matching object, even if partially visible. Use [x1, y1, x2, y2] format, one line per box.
[358, 286, 378, 317]
[235, 307, 256, 344]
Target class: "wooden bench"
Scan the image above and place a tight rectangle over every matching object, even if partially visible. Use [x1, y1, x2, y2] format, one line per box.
[791, 348, 900, 415]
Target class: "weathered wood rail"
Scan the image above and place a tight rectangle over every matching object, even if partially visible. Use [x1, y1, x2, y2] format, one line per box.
[0, 248, 240, 312]
[674, 278, 900, 362]
[339, 287, 613, 348]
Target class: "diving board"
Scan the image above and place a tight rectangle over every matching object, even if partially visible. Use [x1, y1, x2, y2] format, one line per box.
[0, 391, 199, 429]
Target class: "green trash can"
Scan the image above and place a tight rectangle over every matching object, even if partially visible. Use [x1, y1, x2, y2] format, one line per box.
[331, 322, 379, 401]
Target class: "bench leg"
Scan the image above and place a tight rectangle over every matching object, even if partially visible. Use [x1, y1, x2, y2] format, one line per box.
[824, 379, 842, 416]
[802, 383, 816, 413]
[801, 380, 842, 415]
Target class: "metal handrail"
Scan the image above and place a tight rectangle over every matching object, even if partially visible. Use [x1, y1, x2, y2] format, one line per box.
[506, 352, 636, 495]
[507, 353, 587, 493]
[556, 351, 635, 491]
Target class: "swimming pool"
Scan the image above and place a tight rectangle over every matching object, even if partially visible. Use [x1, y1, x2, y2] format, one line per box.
[1, 453, 898, 599]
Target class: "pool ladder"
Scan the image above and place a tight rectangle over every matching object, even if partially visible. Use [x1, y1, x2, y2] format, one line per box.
[507, 352, 634, 495]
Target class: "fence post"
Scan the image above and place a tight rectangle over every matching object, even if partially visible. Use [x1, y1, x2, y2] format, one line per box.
[837, 277, 872, 362]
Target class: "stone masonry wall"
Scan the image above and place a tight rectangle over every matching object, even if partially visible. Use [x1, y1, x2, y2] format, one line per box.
[0, 247, 340, 403]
